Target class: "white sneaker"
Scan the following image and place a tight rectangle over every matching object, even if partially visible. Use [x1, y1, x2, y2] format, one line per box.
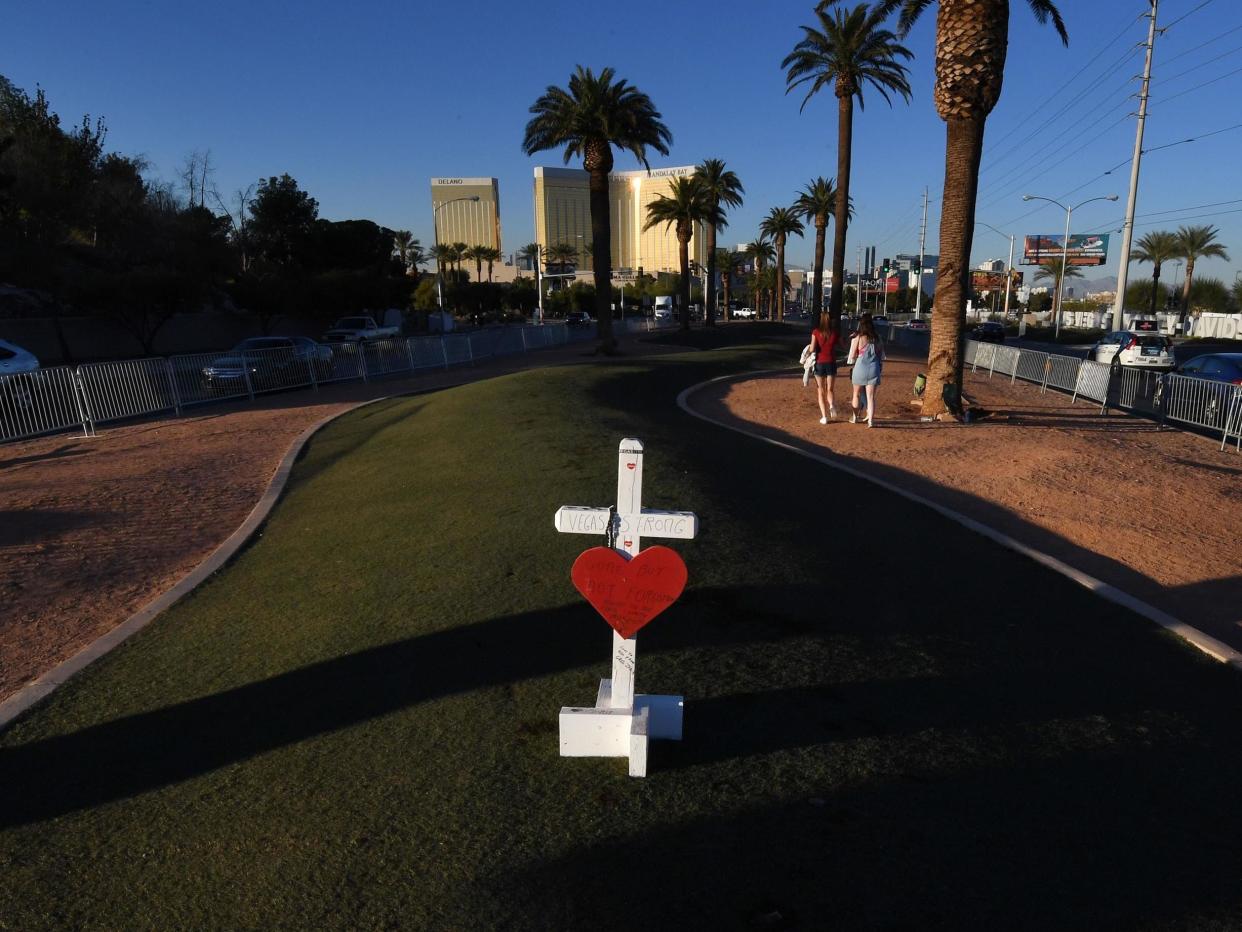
[849, 411, 857, 424]
[818, 416, 828, 425]
[867, 415, 874, 428]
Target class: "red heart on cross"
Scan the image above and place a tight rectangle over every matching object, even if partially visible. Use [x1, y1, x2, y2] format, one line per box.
[626, 462, 636, 470]
[570, 545, 688, 639]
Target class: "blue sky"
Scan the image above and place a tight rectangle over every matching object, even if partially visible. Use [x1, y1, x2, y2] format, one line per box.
[8, 0, 1241, 285]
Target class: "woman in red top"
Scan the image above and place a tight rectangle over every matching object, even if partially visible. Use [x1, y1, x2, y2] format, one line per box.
[810, 311, 839, 424]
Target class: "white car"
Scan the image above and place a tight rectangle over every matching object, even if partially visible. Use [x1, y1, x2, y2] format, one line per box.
[1089, 330, 1175, 371]
[652, 307, 672, 322]
[733, 307, 756, 319]
[0, 339, 39, 376]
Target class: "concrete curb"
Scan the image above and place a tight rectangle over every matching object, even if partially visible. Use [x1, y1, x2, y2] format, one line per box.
[677, 369, 1242, 671]
[0, 394, 401, 732]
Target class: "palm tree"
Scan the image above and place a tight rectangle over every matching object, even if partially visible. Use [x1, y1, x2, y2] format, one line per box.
[715, 248, 735, 320]
[523, 66, 672, 352]
[1129, 230, 1179, 318]
[517, 242, 541, 278]
[1175, 224, 1230, 325]
[393, 230, 422, 275]
[794, 177, 855, 323]
[857, 0, 1067, 416]
[783, 3, 912, 326]
[745, 239, 775, 318]
[693, 159, 745, 327]
[645, 176, 709, 332]
[1033, 258, 1082, 317]
[760, 206, 805, 321]
[465, 245, 487, 282]
[481, 247, 502, 283]
[546, 242, 579, 288]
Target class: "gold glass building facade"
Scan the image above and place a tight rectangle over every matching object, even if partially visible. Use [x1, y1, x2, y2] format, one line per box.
[430, 177, 501, 251]
[532, 166, 707, 274]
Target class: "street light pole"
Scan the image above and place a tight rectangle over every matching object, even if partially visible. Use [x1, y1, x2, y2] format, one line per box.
[432, 195, 480, 314]
[1022, 194, 1119, 338]
[978, 222, 1017, 321]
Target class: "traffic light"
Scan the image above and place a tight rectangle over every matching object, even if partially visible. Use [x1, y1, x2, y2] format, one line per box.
[882, 258, 891, 274]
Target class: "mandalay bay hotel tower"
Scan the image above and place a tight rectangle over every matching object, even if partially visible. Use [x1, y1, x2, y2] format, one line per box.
[533, 166, 708, 276]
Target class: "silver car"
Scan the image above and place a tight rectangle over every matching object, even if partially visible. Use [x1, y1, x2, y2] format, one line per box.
[1089, 330, 1175, 372]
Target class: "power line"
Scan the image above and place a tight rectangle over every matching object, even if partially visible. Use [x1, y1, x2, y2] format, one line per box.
[1155, 41, 1242, 85]
[1154, 64, 1242, 105]
[1159, 20, 1242, 65]
[1162, 0, 1217, 31]
[1134, 206, 1242, 226]
[979, 42, 1145, 178]
[1142, 120, 1242, 153]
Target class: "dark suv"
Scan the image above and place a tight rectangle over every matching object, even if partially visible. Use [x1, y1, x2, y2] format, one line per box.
[972, 321, 1005, 343]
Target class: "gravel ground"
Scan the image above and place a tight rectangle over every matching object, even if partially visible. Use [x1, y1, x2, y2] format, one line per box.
[689, 354, 1242, 651]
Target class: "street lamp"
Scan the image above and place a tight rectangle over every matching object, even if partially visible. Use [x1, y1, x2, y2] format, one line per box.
[976, 222, 1015, 320]
[1022, 193, 1118, 337]
[432, 195, 481, 312]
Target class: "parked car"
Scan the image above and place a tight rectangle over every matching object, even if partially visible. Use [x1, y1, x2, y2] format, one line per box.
[1089, 330, 1174, 372]
[0, 339, 39, 376]
[906, 320, 929, 331]
[322, 316, 400, 342]
[1173, 353, 1242, 385]
[733, 307, 755, 319]
[202, 337, 333, 387]
[972, 322, 1005, 343]
[653, 306, 673, 322]
[565, 311, 593, 326]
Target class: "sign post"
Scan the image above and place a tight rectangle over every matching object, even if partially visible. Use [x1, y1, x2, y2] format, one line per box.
[553, 438, 698, 777]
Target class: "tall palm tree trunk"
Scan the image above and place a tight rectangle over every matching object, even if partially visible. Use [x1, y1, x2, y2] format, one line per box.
[924, 115, 986, 417]
[1148, 262, 1161, 317]
[775, 237, 786, 321]
[588, 166, 616, 352]
[475, 257, 482, 282]
[705, 224, 718, 326]
[812, 217, 827, 325]
[828, 94, 853, 325]
[723, 263, 732, 321]
[678, 224, 692, 332]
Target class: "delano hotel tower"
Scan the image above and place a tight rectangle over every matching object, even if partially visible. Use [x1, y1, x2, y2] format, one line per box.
[533, 166, 707, 274]
[430, 177, 502, 252]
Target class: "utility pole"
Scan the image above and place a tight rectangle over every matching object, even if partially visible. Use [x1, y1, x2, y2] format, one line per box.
[915, 187, 928, 320]
[1111, 0, 1159, 332]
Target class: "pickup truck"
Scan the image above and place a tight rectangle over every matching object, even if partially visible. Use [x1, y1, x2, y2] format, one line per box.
[322, 316, 401, 342]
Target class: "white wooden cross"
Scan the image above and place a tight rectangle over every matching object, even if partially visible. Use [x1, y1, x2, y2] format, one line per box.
[553, 437, 698, 776]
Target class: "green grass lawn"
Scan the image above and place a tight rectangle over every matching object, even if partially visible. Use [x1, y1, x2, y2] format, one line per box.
[4, 336, 1242, 929]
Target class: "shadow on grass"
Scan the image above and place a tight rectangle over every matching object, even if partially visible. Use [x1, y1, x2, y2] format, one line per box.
[511, 738, 1242, 929]
[0, 583, 830, 829]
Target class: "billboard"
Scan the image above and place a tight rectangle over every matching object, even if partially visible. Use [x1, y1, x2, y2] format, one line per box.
[1021, 233, 1109, 267]
[971, 269, 1024, 291]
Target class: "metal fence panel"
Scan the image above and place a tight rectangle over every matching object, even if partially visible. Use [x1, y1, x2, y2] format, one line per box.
[964, 340, 978, 366]
[0, 367, 90, 442]
[494, 327, 525, 356]
[973, 342, 997, 372]
[319, 342, 366, 384]
[1014, 349, 1049, 385]
[408, 336, 447, 369]
[1073, 360, 1111, 406]
[78, 357, 178, 424]
[167, 351, 251, 407]
[362, 338, 413, 377]
[991, 345, 1020, 377]
[244, 346, 314, 395]
[467, 330, 497, 360]
[1164, 373, 1242, 434]
[443, 333, 473, 366]
[1044, 354, 1081, 393]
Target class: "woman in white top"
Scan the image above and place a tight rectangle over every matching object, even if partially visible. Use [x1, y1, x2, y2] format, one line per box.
[846, 313, 885, 427]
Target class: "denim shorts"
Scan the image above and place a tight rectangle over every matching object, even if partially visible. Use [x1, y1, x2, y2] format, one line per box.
[814, 361, 837, 377]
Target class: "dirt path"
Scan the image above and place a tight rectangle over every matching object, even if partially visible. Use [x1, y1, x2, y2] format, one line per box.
[689, 354, 1242, 651]
[0, 335, 674, 702]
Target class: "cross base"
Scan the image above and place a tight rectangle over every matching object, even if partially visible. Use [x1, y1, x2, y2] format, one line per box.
[559, 679, 684, 778]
